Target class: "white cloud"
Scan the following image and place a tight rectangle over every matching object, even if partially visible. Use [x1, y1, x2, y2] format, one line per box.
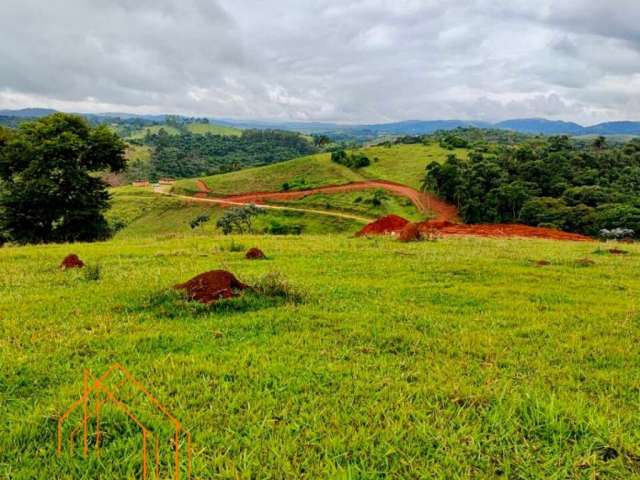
[0, 0, 639, 124]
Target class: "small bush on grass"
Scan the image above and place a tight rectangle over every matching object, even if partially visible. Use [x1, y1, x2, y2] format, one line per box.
[253, 271, 305, 304]
[83, 265, 101, 282]
[219, 239, 245, 252]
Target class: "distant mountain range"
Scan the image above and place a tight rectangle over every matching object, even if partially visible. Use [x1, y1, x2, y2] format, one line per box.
[1, 108, 639, 137]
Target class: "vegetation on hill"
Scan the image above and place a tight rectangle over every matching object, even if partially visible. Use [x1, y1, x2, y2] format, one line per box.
[424, 136, 640, 237]
[107, 187, 362, 238]
[0, 114, 125, 244]
[173, 153, 363, 195]
[144, 129, 317, 180]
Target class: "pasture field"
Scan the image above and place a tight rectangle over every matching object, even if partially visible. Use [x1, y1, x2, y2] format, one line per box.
[1, 231, 640, 478]
[184, 122, 242, 136]
[358, 143, 469, 189]
[173, 153, 363, 196]
[127, 124, 181, 139]
[268, 190, 423, 222]
[124, 144, 152, 164]
[173, 144, 467, 198]
[107, 187, 362, 237]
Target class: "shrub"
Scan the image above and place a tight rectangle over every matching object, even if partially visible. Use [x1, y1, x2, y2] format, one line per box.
[189, 213, 210, 229]
[83, 264, 101, 282]
[253, 271, 305, 303]
[219, 238, 245, 252]
[265, 221, 303, 235]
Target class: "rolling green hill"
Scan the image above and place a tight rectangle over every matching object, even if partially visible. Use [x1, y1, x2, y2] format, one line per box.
[106, 186, 364, 238]
[358, 143, 469, 189]
[173, 144, 468, 197]
[184, 122, 242, 136]
[173, 153, 364, 196]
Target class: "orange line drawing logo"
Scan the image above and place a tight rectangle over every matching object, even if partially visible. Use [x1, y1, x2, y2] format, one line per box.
[57, 363, 192, 479]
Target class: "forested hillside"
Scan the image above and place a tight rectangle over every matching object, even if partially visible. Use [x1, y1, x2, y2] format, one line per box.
[424, 135, 640, 237]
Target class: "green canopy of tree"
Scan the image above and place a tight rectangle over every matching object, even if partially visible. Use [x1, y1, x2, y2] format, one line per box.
[0, 114, 125, 244]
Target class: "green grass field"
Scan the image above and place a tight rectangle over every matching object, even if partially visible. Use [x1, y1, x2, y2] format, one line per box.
[107, 187, 362, 238]
[2, 230, 640, 478]
[173, 144, 466, 197]
[126, 123, 242, 140]
[358, 143, 469, 189]
[184, 122, 242, 136]
[173, 153, 364, 196]
[127, 124, 182, 139]
[124, 144, 152, 163]
[269, 190, 423, 222]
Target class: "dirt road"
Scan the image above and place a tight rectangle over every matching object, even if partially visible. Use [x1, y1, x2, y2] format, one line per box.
[156, 187, 374, 223]
[195, 179, 459, 222]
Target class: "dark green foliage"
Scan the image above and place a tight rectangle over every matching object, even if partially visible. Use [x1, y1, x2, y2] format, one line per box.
[147, 129, 316, 179]
[0, 114, 125, 244]
[265, 221, 303, 235]
[424, 136, 640, 236]
[331, 149, 371, 169]
[216, 204, 265, 234]
[189, 213, 210, 229]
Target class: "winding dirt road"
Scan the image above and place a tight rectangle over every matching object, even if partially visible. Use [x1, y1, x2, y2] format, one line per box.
[195, 179, 459, 222]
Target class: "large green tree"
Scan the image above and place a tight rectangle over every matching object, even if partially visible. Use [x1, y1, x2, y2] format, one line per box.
[0, 114, 125, 244]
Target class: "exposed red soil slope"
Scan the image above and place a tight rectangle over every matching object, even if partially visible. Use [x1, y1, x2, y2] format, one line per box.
[174, 270, 249, 304]
[356, 214, 409, 236]
[246, 247, 266, 259]
[196, 180, 459, 222]
[397, 223, 422, 242]
[358, 218, 591, 241]
[417, 221, 592, 241]
[60, 254, 84, 270]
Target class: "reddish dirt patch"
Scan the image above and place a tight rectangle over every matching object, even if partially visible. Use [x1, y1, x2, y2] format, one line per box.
[357, 217, 591, 241]
[416, 221, 591, 242]
[356, 214, 410, 237]
[576, 258, 595, 266]
[397, 223, 422, 242]
[535, 260, 551, 266]
[174, 270, 250, 305]
[60, 254, 84, 270]
[246, 247, 266, 260]
[609, 248, 629, 255]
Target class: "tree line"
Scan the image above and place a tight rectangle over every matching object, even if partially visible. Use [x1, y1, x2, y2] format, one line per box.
[143, 128, 317, 180]
[423, 136, 640, 237]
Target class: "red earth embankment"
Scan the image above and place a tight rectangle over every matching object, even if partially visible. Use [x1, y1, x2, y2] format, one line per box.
[357, 218, 591, 241]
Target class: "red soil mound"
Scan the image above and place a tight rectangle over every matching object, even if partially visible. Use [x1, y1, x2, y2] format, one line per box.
[397, 223, 422, 242]
[356, 215, 409, 237]
[60, 254, 84, 270]
[416, 221, 591, 242]
[246, 247, 266, 259]
[174, 270, 250, 304]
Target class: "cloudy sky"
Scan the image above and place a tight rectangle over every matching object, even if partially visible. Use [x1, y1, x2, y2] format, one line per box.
[1, 0, 639, 124]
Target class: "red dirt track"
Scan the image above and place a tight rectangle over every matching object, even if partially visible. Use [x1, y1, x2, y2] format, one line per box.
[194, 179, 592, 241]
[195, 180, 459, 222]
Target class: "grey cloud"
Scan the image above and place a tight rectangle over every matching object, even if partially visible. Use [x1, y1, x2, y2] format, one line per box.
[0, 0, 639, 123]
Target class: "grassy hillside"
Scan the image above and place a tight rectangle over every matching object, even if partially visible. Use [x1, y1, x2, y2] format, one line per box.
[184, 122, 242, 136]
[358, 143, 469, 189]
[107, 187, 362, 237]
[269, 190, 423, 222]
[2, 232, 640, 478]
[127, 124, 181, 139]
[173, 144, 467, 198]
[173, 153, 364, 196]
[124, 144, 151, 163]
